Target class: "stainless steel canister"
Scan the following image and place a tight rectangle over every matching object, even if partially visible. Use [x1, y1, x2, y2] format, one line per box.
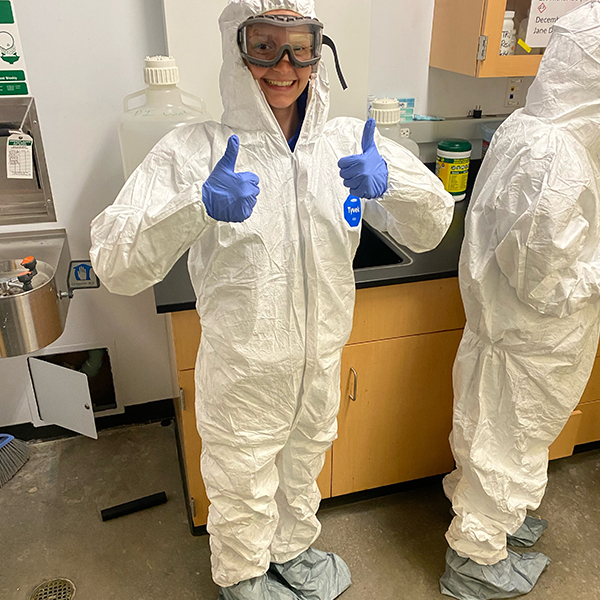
[0, 259, 65, 358]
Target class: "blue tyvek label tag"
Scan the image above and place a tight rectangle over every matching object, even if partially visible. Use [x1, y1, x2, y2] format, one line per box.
[344, 195, 362, 227]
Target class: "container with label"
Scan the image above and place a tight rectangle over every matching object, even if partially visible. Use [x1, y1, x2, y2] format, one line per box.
[500, 11, 515, 56]
[436, 139, 472, 202]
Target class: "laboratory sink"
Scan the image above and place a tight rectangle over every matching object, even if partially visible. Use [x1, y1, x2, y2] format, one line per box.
[353, 222, 412, 270]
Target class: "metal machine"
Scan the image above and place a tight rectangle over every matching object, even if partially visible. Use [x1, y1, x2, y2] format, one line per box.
[0, 229, 98, 358]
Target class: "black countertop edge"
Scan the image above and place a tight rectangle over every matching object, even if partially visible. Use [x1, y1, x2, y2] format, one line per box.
[157, 301, 197, 314]
[355, 268, 458, 290]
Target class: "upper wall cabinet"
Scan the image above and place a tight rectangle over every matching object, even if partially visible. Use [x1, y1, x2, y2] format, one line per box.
[430, 0, 544, 78]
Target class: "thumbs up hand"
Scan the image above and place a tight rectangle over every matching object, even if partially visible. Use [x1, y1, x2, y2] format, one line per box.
[202, 135, 260, 222]
[338, 119, 388, 199]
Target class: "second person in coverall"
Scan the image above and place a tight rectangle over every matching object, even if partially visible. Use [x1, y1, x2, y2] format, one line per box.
[441, 2, 600, 598]
[90, 0, 454, 598]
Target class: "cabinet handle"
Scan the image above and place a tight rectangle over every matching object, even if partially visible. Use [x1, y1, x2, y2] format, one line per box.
[349, 367, 358, 402]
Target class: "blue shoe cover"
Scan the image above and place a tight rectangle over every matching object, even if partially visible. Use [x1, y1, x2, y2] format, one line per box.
[440, 547, 551, 600]
[507, 516, 549, 548]
[448, 509, 548, 549]
[270, 548, 351, 600]
[218, 572, 300, 600]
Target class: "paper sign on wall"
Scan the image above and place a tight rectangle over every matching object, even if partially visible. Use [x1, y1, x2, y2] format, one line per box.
[0, 0, 29, 96]
[525, 0, 592, 48]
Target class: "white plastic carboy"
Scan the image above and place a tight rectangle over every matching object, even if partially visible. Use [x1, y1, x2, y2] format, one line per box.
[369, 98, 420, 158]
[118, 56, 211, 178]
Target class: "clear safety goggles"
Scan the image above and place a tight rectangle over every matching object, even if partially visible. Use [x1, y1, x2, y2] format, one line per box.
[237, 14, 347, 89]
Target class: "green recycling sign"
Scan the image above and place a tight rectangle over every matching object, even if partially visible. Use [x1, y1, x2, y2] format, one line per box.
[0, 1, 29, 95]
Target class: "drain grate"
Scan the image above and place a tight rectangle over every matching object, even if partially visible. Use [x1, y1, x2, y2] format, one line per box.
[30, 578, 75, 600]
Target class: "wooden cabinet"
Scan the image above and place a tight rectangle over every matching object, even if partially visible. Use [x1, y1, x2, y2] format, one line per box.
[169, 276, 597, 531]
[576, 401, 600, 446]
[348, 278, 465, 344]
[333, 329, 462, 496]
[171, 310, 202, 371]
[430, 0, 544, 78]
[548, 410, 583, 460]
[176, 369, 210, 529]
[575, 354, 600, 446]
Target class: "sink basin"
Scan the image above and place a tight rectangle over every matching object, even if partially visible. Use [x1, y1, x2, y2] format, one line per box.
[353, 222, 412, 270]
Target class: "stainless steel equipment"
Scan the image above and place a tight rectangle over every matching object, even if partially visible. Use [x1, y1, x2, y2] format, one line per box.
[0, 97, 56, 226]
[0, 229, 71, 357]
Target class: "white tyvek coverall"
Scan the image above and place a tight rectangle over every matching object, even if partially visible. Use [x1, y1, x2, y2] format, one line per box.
[90, 0, 453, 587]
[445, 1, 600, 566]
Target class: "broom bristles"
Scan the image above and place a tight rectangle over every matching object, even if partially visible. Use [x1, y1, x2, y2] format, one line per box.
[0, 437, 30, 487]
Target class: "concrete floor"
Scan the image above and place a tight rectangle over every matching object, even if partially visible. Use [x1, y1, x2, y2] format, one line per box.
[1, 422, 599, 600]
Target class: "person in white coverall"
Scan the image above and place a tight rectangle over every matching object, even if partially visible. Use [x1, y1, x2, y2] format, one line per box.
[90, 0, 453, 598]
[441, 3, 600, 599]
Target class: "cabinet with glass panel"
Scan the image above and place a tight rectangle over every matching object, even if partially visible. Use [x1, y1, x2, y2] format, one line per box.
[430, 0, 546, 77]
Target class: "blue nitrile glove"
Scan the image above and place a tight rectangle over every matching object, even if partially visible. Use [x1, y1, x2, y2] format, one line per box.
[338, 118, 388, 199]
[202, 135, 260, 222]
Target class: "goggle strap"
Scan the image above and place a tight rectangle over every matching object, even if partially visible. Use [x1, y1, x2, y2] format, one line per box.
[323, 35, 348, 91]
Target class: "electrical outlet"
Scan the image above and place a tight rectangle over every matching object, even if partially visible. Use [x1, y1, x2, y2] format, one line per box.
[505, 77, 524, 108]
[399, 128, 410, 138]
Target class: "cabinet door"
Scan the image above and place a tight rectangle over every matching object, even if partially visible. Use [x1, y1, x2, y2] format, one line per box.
[28, 357, 97, 439]
[349, 278, 465, 345]
[477, 0, 543, 77]
[176, 369, 333, 529]
[573, 346, 600, 446]
[548, 410, 582, 460]
[576, 400, 600, 446]
[430, 0, 487, 76]
[430, 0, 543, 78]
[177, 369, 209, 528]
[171, 311, 202, 371]
[333, 329, 463, 497]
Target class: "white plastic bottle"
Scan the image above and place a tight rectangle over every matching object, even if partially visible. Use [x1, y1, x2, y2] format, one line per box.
[369, 98, 420, 158]
[500, 11, 515, 56]
[118, 56, 211, 178]
[509, 28, 517, 55]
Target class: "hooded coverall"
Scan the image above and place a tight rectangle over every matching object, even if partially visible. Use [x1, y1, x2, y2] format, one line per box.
[445, 0, 600, 566]
[90, 0, 454, 587]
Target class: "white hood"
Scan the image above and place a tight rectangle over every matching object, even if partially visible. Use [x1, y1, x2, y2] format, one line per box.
[218, 0, 329, 138]
[525, 0, 600, 150]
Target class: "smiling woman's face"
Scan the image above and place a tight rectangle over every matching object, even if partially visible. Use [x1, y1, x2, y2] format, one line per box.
[244, 10, 313, 110]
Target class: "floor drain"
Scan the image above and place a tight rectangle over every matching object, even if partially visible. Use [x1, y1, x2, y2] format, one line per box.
[30, 578, 75, 600]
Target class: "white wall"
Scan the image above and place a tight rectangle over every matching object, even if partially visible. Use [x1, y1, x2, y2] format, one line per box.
[0, 0, 174, 427]
[163, 0, 225, 121]
[368, 0, 534, 118]
[315, 0, 371, 119]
